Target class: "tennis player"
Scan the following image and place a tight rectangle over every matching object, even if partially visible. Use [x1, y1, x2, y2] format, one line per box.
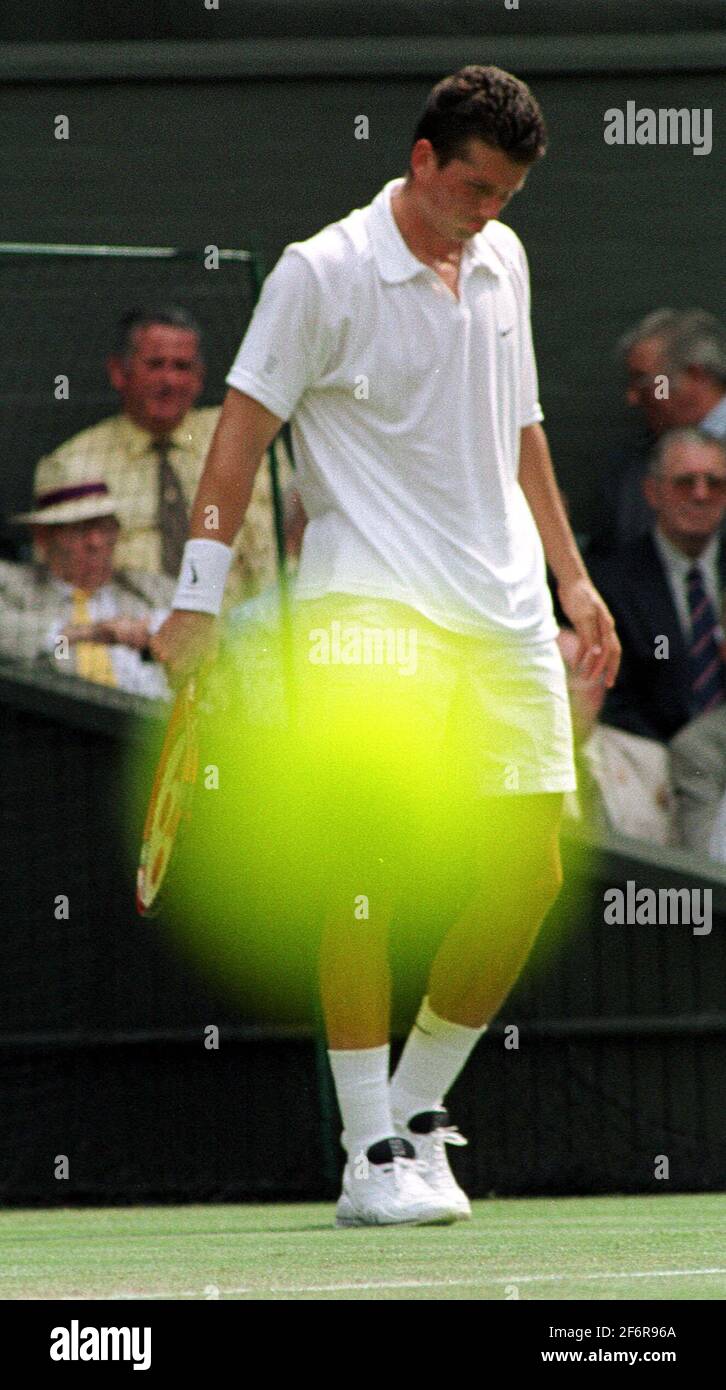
[152, 66, 620, 1227]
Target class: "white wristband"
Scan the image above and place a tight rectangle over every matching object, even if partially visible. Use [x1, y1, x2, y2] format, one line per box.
[173, 539, 233, 616]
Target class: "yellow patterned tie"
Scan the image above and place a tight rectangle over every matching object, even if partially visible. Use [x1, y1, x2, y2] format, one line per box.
[71, 589, 117, 686]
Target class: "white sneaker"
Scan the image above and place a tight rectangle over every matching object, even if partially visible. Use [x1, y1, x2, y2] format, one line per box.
[397, 1109, 471, 1221]
[335, 1137, 458, 1227]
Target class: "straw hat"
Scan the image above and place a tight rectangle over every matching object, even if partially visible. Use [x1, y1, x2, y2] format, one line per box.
[12, 471, 118, 525]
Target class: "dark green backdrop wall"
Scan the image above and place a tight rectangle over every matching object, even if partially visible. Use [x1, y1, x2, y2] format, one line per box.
[1, 5, 725, 1203]
[1, 7, 724, 533]
[2, 663, 725, 1203]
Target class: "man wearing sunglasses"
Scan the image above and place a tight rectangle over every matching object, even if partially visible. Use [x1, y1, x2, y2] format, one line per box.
[589, 309, 726, 557]
[589, 428, 726, 742]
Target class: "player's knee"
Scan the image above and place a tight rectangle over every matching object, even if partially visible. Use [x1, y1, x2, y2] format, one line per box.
[524, 812, 564, 910]
[518, 845, 563, 913]
[540, 854, 564, 909]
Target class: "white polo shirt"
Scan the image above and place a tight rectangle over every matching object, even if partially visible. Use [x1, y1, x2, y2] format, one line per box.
[227, 177, 557, 642]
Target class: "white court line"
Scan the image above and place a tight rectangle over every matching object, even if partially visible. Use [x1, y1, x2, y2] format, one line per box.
[58, 1266, 726, 1300]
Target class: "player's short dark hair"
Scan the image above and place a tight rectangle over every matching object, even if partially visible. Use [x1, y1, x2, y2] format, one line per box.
[412, 65, 547, 168]
[113, 305, 204, 361]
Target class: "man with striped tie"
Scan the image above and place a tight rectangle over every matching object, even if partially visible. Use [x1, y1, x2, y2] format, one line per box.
[588, 428, 726, 743]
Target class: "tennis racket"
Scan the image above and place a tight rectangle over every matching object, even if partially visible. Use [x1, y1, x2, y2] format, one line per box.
[136, 674, 200, 917]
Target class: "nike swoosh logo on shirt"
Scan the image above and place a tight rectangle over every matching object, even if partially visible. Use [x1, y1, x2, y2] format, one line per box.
[189, 563, 199, 584]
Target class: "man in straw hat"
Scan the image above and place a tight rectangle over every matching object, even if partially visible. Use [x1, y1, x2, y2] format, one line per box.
[0, 462, 173, 698]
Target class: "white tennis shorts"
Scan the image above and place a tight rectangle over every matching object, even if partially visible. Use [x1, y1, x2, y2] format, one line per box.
[287, 594, 576, 799]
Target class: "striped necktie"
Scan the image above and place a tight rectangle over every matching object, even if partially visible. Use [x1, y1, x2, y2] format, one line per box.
[72, 589, 117, 686]
[154, 439, 189, 578]
[686, 563, 726, 715]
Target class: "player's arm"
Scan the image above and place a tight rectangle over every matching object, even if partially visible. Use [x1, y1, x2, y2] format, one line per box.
[518, 421, 621, 688]
[150, 388, 283, 681]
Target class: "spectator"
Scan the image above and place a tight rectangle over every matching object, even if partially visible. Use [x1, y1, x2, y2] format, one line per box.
[0, 467, 172, 697]
[659, 310, 726, 439]
[589, 308, 726, 555]
[587, 428, 726, 742]
[32, 305, 293, 600]
[558, 628, 676, 846]
[670, 705, 726, 861]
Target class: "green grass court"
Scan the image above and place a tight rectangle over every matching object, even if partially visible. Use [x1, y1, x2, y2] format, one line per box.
[1, 1194, 724, 1301]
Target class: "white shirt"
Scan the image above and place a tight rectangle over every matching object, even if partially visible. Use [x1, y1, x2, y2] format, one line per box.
[652, 527, 722, 641]
[227, 178, 556, 642]
[46, 579, 170, 699]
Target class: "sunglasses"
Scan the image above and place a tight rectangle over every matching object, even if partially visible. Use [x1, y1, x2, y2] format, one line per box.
[667, 473, 726, 496]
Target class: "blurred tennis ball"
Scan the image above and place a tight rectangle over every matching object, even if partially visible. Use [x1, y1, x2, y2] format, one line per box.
[126, 607, 590, 1024]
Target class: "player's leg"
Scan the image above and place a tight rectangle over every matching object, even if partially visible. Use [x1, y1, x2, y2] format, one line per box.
[428, 790, 564, 1024]
[390, 626, 575, 1214]
[390, 791, 564, 1218]
[321, 876, 394, 1157]
[321, 816, 459, 1228]
[321, 891, 392, 1044]
[294, 595, 458, 1226]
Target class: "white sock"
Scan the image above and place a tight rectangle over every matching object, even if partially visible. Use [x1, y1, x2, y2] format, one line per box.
[328, 1044, 394, 1160]
[389, 997, 487, 1127]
